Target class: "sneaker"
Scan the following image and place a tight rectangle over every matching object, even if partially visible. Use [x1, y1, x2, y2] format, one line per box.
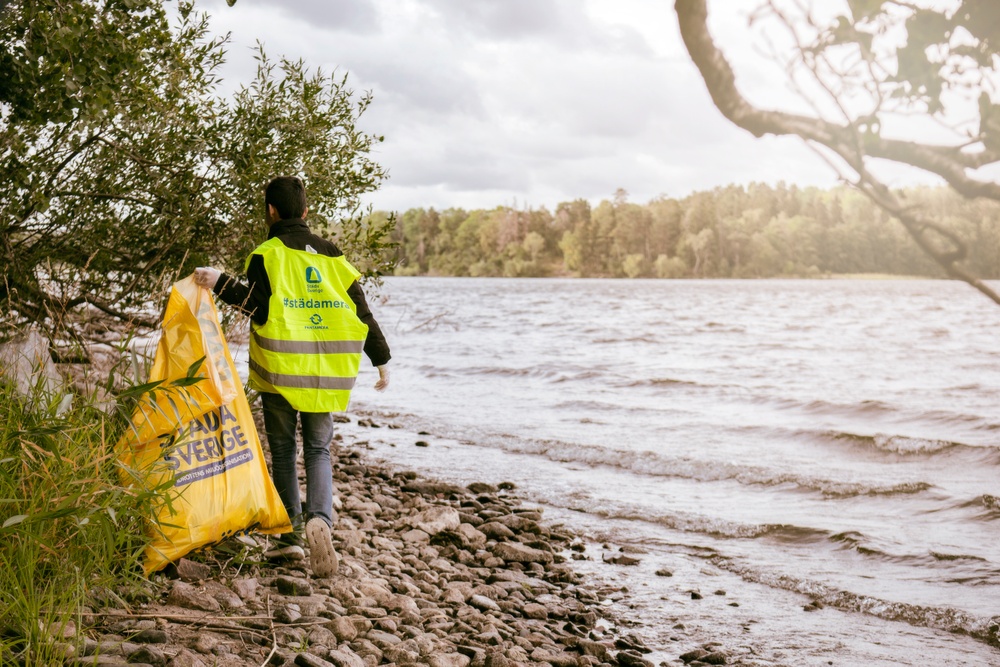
[306, 517, 339, 577]
[264, 533, 305, 561]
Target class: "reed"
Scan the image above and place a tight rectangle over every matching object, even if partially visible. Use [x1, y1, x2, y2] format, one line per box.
[0, 373, 163, 665]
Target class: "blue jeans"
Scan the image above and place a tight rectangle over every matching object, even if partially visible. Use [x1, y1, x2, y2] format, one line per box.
[260, 391, 335, 529]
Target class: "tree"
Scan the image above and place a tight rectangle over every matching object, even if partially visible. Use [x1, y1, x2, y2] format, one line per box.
[0, 0, 392, 348]
[674, 0, 1000, 304]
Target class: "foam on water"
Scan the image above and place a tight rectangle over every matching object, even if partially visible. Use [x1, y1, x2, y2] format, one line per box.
[343, 277, 1000, 661]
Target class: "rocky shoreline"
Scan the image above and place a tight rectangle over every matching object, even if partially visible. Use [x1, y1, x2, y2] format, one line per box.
[44, 414, 738, 667]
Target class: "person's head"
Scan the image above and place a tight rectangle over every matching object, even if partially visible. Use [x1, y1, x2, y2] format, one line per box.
[264, 176, 308, 223]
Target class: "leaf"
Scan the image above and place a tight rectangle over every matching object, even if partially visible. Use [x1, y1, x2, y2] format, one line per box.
[847, 0, 885, 22]
[186, 356, 206, 378]
[3, 515, 27, 529]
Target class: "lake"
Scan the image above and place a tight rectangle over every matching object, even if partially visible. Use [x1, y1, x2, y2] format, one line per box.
[338, 277, 1000, 665]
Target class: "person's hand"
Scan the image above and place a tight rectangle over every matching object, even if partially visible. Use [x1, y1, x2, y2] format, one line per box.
[194, 267, 221, 290]
[374, 365, 390, 392]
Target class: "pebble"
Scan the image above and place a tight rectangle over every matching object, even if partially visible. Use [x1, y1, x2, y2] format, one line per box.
[53, 435, 709, 667]
[275, 575, 314, 596]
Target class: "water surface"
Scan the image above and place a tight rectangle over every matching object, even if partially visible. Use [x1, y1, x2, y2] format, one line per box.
[339, 278, 1000, 665]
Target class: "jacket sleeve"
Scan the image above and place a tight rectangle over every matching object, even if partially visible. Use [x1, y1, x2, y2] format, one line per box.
[213, 254, 271, 326]
[347, 281, 391, 367]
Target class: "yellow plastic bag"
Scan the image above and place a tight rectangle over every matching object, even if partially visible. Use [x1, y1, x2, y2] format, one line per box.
[118, 277, 291, 574]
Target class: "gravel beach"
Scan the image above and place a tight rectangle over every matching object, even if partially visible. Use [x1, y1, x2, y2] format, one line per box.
[47, 415, 723, 667]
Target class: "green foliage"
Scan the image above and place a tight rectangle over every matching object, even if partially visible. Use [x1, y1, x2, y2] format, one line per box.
[383, 183, 1000, 280]
[0, 377, 160, 663]
[822, 1, 1000, 116]
[0, 0, 392, 341]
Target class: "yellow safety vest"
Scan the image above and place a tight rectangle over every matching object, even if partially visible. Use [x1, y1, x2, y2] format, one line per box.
[246, 238, 368, 412]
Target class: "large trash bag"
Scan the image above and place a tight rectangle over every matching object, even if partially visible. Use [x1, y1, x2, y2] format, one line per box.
[118, 277, 291, 574]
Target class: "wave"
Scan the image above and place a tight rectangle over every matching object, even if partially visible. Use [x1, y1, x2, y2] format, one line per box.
[824, 430, 1000, 464]
[471, 433, 933, 498]
[542, 495, 998, 577]
[547, 497, 829, 540]
[710, 557, 1000, 648]
[955, 494, 1000, 521]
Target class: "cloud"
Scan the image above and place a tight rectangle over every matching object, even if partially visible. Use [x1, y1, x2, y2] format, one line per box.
[200, 0, 859, 214]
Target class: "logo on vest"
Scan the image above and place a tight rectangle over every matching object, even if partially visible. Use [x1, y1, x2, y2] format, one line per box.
[305, 266, 322, 283]
[309, 313, 323, 325]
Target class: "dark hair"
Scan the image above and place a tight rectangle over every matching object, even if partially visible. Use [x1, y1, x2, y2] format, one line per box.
[265, 176, 308, 220]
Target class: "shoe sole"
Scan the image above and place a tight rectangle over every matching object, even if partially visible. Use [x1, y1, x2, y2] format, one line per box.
[306, 518, 339, 577]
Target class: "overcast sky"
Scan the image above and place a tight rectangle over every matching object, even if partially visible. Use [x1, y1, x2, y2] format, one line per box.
[197, 0, 940, 213]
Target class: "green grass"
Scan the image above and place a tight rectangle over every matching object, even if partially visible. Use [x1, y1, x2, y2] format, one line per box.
[0, 375, 162, 665]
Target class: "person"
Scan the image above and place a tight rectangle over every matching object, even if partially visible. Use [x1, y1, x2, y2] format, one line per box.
[193, 176, 390, 577]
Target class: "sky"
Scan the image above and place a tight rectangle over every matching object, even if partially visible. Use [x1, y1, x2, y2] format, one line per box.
[195, 0, 943, 213]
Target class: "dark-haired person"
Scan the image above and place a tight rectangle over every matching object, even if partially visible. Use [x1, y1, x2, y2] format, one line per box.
[194, 176, 390, 578]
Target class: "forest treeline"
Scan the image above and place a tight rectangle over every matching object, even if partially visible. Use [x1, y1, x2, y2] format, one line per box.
[374, 183, 1000, 279]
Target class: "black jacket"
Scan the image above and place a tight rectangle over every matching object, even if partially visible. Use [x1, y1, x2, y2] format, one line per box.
[213, 218, 391, 367]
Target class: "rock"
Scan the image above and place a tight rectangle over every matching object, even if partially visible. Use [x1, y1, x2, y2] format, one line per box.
[275, 576, 313, 596]
[132, 629, 168, 644]
[41, 619, 76, 640]
[401, 529, 430, 543]
[654, 569, 673, 577]
[166, 581, 220, 612]
[382, 645, 420, 664]
[478, 522, 515, 541]
[203, 581, 244, 610]
[690, 591, 703, 600]
[409, 506, 462, 536]
[616, 651, 653, 667]
[469, 595, 501, 612]
[529, 648, 578, 667]
[490, 542, 554, 564]
[74, 656, 129, 665]
[494, 514, 540, 534]
[466, 483, 497, 494]
[401, 481, 466, 496]
[275, 604, 302, 624]
[615, 634, 651, 654]
[325, 648, 366, 667]
[427, 654, 471, 667]
[521, 603, 547, 620]
[173, 559, 211, 582]
[191, 634, 218, 654]
[168, 649, 207, 667]
[575, 639, 610, 661]
[703, 652, 729, 665]
[415, 440, 429, 447]
[714, 589, 726, 596]
[367, 630, 402, 648]
[307, 626, 339, 649]
[602, 554, 640, 566]
[231, 578, 259, 600]
[680, 649, 710, 664]
[327, 616, 358, 642]
[443, 587, 469, 604]
[457, 512, 484, 526]
[294, 654, 336, 667]
[128, 645, 166, 666]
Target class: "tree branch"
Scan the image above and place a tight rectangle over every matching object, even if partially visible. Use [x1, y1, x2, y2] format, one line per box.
[674, 0, 1000, 304]
[674, 0, 1000, 199]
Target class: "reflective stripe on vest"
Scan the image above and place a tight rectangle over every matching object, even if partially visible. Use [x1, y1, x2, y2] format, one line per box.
[246, 238, 368, 412]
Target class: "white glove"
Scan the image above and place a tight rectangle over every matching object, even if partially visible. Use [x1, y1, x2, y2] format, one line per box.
[374, 365, 390, 392]
[193, 267, 222, 290]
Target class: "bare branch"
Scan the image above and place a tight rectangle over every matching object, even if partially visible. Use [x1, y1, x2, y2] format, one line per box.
[674, 0, 1000, 200]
